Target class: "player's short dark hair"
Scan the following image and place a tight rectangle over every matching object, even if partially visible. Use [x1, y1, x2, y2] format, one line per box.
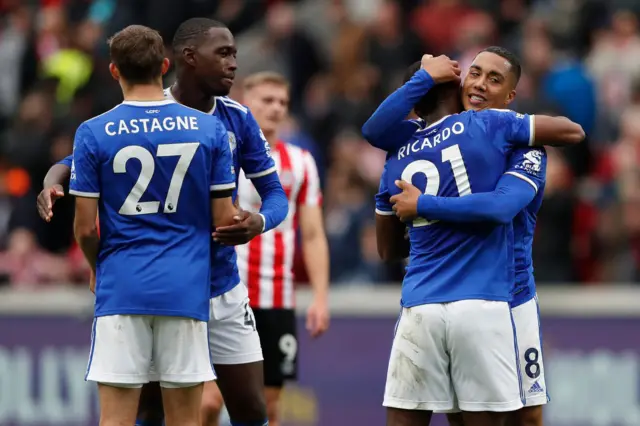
[479, 46, 522, 83]
[403, 61, 422, 84]
[108, 25, 165, 85]
[403, 61, 458, 118]
[172, 18, 227, 53]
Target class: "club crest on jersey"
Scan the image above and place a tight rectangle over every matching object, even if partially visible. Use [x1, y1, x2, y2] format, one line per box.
[516, 149, 543, 175]
[227, 131, 237, 152]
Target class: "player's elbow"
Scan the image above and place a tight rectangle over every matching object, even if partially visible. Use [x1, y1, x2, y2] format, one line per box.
[490, 212, 514, 225]
[560, 118, 586, 145]
[361, 121, 384, 146]
[74, 220, 97, 242]
[535, 116, 585, 146]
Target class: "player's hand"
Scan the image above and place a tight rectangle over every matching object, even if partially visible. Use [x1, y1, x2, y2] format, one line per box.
[306, 297, 330, 338]
[390, 180, 421, 222]
[420, 54, 461, 84]
[213, 211, 264, 245]
[37, 184, 65, 222]
[89, 269, 96, 294]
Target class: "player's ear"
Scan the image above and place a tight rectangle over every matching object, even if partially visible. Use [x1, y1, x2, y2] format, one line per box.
[504, 89, 516, 106]
[161, 58, 170, 75]
[108, 63, 120, 81]
[182, 47, 197, 67]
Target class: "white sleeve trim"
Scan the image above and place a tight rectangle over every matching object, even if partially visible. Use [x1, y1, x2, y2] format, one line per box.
[528, 115, 536, 146]
[245, 166, 277, 179]
[375, 208, 395, 216]
[258, 213, 266, 233]
[69, 189, 100, 198]
[210, 182, 236, 191]
[504, 171, 538, 193]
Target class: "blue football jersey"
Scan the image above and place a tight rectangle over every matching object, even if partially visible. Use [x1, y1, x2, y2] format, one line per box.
[376, 109, 535, 306]
[61, 89, 278, 298]
[164, 89, 277, 297]
[69, 99, 236, 321]
[505, 148, 547, 307]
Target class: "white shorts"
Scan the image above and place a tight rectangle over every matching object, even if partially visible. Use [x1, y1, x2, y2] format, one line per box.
[208, 282, 263, 365]
[512, 295, 548, 407]
[86, 315, 214, 387]
[383, 300, 524, 412]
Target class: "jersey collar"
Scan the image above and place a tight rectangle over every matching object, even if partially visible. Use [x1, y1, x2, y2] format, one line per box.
[122, 100, 176, 107]
[165, 85, 217, 115]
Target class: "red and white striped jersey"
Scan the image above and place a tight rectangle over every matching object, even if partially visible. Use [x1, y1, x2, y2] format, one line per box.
[236, 141, 322, 309]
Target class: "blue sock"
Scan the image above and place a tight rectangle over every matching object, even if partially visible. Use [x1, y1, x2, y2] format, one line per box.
[229, 421, 269, 426]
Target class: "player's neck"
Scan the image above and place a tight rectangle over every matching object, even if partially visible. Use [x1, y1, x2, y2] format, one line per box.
[424, 104, 458, 126]
[171, 81, 215, 114]
[263, 130, 278, 147]
[122, 84, 166, 102]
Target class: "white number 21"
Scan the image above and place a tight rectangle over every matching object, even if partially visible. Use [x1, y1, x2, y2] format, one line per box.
[401, 144, 471, 227]
[113, 142, 199, 215]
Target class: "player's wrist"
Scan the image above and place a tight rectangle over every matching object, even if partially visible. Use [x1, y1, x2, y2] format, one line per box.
[415, 69, 435, 89]
[257, 213, 266, 233]
[313, 292, 329, 305]
[416, 194, 435, 217]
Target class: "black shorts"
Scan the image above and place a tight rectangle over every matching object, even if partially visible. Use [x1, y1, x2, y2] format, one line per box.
[253, 307, 298, 387]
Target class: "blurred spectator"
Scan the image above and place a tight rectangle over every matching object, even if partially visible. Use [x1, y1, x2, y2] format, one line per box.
[363, 0, 423, 99]
[410, 0, 477, 55]
[587, 9, 640, 128]
[0, 228, 72, 287]
[2, 0, 640, 287]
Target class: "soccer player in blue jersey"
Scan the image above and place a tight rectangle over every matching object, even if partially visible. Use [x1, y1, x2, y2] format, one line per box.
[38, 18, 287, 426]
[364, 52, 584, 426]
[70, 25, 237, 426]
[368, 50, 584, 426]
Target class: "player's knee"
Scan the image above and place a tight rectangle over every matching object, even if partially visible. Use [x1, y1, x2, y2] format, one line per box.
[201, 382, 224, 416]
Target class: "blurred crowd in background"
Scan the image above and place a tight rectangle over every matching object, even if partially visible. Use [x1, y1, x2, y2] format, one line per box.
[1, 0, 640, 288]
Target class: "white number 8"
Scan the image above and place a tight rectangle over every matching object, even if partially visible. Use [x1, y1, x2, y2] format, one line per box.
[114, 142, 200, 215]
[400, 144, 471, 227]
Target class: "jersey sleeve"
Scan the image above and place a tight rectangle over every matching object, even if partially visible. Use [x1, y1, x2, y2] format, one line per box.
[361, 69, 435, 151]
[210, 120, 236, 195]
[58, 155, 73, 168]
[69, 123, 100, 198]
[296, 150, 323, 207]
[240, 110, 277, 179]
[375, 161, 394, 215]
[480, 109, 535, 150]
[503, 147, 547, 194]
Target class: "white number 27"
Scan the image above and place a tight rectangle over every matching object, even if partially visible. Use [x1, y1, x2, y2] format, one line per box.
[401, 144, 471, 227]
[114, 142, 199, 215]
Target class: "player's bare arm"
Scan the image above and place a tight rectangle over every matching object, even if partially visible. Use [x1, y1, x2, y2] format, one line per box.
[299, 204, 330, 338]
[37, 163, 70, 221]
[212, 210, 265, 245]
[375, 214, 409, 261]
[531, 115, 585, 146]
[211, 196, 239, 228]
[73, 196, 99, 290]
